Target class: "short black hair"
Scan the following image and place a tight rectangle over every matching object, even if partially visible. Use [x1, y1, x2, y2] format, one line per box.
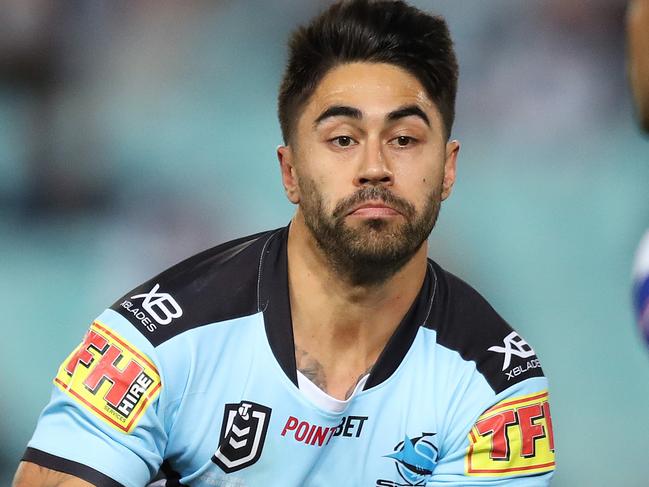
[278, 0, 459, 144]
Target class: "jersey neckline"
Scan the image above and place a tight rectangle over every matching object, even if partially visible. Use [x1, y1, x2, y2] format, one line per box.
[256, 225, 438, 391]
[296, 370, 369, 413]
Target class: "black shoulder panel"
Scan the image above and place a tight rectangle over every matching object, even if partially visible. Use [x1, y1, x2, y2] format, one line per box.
[110, 229, 277, 347]
[425, 260, 545, 394]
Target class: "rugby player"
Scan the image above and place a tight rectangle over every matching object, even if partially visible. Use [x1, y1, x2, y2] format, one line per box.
[14, 1, 555, 485]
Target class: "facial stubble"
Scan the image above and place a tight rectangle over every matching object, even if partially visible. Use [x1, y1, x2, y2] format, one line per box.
[298, 177, 442, 286]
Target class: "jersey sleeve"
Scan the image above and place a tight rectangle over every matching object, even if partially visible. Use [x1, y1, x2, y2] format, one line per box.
[426, 267, 556, 485]
[24, 309, 168, 487]
[429, 376, 555, 486]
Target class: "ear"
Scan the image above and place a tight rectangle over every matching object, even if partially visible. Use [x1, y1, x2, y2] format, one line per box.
[277, 145, 300, 204]
[441, 139, 460, 200]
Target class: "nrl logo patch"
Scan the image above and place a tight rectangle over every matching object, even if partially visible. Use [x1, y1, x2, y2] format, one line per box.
[212, 401, 272, 474]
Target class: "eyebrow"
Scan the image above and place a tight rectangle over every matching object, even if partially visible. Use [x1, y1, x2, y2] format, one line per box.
[313, 104, 430, 128]
[313, 105, 362, 127]
[386, 105, 430, 127]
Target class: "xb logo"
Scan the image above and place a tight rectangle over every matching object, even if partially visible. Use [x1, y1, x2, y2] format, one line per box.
[488, 331, 536, 371]
[131, 283, 182, 325]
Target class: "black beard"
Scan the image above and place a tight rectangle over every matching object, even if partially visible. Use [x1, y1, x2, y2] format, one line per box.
[299, 182, 441, 286]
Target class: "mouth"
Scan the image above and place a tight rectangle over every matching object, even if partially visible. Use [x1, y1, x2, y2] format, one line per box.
[346, 201, 402, 218]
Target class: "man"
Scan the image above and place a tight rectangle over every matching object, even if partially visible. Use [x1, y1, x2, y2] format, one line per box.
[14, 1, 555, 485]
[629, 0, 649, 346]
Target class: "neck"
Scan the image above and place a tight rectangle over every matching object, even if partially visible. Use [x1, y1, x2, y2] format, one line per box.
[287, 212, 428, 399]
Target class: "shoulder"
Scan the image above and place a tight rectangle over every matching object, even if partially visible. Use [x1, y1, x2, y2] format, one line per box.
[109, 227, 284, 346]
[426, 260, 545, 394]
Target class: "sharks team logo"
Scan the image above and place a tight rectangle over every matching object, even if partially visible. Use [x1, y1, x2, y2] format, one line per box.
[212, 401, 272, 474]
[379, 433, 438, 486]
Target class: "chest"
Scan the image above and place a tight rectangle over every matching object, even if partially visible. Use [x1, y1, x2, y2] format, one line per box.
[157, 320, 451, 486]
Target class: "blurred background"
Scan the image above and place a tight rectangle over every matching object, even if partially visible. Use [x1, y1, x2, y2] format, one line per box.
[1, 0, 648, 485]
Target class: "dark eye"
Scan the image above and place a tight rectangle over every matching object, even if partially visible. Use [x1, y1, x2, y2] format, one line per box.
[334, 136, 353, 147]
[395, 136, 413, 147]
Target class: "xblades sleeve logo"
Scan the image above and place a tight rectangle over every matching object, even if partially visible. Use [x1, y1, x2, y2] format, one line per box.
[488, 331, 536, 371]
[121, 283, 183, 332]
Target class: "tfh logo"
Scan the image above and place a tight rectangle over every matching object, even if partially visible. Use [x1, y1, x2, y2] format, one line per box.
[213, 401, 272, 474]
[466, 392, 555, 476]
[65, 329, 148, 417]
[488, 331, 536, 371]
[131, 283, 182, 325]
[54, 322, 161, 433]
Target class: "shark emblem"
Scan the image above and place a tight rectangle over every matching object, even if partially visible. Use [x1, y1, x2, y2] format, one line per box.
[384, 433, 438, 485]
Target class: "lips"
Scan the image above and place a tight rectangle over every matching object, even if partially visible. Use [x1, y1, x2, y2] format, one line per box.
[347, 201, 402, 217]
[332, 187, 414, 220]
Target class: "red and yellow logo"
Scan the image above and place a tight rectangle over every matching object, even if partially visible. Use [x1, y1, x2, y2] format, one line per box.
[55, 321, 161, 433]
[466, 390, 555, 477]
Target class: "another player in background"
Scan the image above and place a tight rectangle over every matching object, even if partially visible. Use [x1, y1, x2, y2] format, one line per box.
[628, 0, 649, 344]
[13, 1, 555, 486]
[628, 0, 649, 132]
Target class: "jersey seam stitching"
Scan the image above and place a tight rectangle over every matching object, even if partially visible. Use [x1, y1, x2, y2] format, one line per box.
[422, 261, 438, 325]
[256, 228, 283, 312]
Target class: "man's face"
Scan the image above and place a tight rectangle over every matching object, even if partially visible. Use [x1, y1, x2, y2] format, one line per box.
[279, 62, 459, 284]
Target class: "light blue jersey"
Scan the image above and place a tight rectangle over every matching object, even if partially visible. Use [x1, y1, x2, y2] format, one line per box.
[25, 227, 555, 486]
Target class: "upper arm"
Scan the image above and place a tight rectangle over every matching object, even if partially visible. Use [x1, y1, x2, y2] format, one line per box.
[423, 269, 556, 484]
[24, 311, 167, 487]
[429, 377, 555, 486]
[13, 461, 94, 487]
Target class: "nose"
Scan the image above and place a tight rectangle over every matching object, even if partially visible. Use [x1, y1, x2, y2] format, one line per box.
[353, 138, 393, 187]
